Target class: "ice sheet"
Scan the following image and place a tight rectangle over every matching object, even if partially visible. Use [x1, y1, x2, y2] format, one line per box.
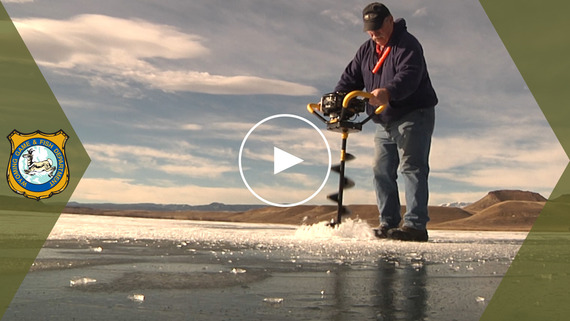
[48, 214, 526, 265]
[2, 214, 528, 321]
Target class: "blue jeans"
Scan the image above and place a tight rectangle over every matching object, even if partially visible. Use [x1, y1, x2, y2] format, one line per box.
[373, 107, 435, 230]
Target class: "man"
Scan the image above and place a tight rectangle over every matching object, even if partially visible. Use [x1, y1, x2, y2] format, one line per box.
[333, 3, 437, 242]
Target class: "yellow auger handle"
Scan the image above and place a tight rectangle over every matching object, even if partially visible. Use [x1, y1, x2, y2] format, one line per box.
[342, 90, 374, 107]
[307, 103, 321, 114]
[374, 105, 386, 114]
[342, 90, 386, 114]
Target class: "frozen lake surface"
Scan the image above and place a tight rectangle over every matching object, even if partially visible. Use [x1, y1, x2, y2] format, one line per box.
[4, 214, 527, 321]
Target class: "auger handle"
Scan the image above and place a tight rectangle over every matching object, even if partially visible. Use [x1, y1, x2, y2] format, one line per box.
[342, 90, 386, 114]
[344, 90, 386, 125]
[307, 103, 320, 113]
[373, 105, 386, 114]
[342, 90, 374, 108]
[307, 103, 327, 123]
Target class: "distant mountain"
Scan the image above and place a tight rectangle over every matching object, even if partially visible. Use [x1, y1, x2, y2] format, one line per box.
[433, 190, 547, 231]
[439, 201, 471, 208]
[464, 190, 546, 213]
[65, 201, 265, 212]
[57, 189, 549, 231]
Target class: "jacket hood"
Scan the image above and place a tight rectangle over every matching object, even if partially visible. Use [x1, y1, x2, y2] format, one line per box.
[388, 18, 407, 46]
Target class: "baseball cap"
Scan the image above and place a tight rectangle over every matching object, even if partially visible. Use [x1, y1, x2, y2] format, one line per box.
[362, 2, 391, 31]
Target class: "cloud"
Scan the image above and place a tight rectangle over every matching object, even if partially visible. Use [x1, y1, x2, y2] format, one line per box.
[315, 120, 566, 201]
[84, 143, 235, 179]
[72, 178, 257, 204]
[430, 133, 567, 195]
[115, 119, 204, 132]
[72, 177, 326, 205]
[14, 14, 317, 96]
[138, 70, 318, 95]
[180, 123, 203, 131]
[412, 8, 428, 17]
[320, 9, 361, 26]
[15, 14, 207, 65]
[428, 190, 489, 206]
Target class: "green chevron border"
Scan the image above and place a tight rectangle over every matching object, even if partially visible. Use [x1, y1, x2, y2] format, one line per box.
[479, 0, 570, 320]
[0, 3, 90, 318]
[1, 0, 569, 319]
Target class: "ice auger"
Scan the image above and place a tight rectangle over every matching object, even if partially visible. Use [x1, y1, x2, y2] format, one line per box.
[307, 90, 385, 227]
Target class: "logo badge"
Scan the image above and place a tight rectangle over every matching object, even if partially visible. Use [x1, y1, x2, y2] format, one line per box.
[7, 130, 70, 200]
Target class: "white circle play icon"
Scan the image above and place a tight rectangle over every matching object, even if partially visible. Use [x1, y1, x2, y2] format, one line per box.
[273, 147, 304, 175]
[238, 114, 331, 207]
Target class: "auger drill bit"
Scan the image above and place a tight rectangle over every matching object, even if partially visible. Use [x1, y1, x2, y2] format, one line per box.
[307, 90, 386, 228]
[327, 131, 355, 227]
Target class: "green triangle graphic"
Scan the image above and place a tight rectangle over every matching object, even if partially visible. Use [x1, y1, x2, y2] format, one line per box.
[478, 0, 570, 320]
[0, 3, 90, 318]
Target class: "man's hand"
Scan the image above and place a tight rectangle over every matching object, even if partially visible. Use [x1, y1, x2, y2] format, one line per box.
[369, 88, 390, 107]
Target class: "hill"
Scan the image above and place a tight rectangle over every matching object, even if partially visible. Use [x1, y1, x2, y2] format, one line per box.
[431, 190, 546, 231]
[65, 201, 264, 213]
[432, 200, 544, 231]
[61, 189, 547, 231]
[464, 190, 546, 213]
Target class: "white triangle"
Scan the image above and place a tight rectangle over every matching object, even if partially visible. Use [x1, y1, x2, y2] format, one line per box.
[274, 147, 304, 175]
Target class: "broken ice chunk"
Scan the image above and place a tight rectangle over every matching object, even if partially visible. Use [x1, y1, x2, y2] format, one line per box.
[128, 294, 145, 303]
[69, 277, 97, 287]
[263, 298, 284, 304]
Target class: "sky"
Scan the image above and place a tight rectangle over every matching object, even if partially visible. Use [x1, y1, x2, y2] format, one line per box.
[3, 0, 567, 206]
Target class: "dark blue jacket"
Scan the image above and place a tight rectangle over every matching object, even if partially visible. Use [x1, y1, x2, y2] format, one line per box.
[334, 19, 438, 123]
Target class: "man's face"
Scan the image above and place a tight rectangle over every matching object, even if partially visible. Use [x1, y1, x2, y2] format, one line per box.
[366, 16, 393, 47]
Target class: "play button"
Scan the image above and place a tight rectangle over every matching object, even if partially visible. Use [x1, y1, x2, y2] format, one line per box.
[239, 114, 331, 207]
[273, 147, 303, 175]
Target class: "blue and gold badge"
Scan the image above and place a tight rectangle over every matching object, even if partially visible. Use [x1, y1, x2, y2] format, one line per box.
[7, 130, 69, 200]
